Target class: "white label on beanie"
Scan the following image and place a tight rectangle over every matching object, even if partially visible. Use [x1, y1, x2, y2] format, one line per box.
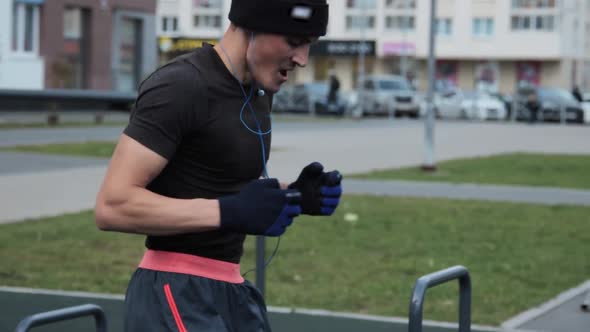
[291, 6, 312, 20]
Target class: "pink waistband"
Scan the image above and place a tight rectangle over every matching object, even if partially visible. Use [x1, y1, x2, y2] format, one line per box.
[138, 250, 244, 284]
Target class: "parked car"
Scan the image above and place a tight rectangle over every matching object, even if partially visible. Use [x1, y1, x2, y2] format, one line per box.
[460, 91, 507, 120]
[514, 86, 584, 123]
[581, 92, 590, 124]
[490, 92, 513, 120]
[359, 75, 420, 117]
[271, 85, 293, 113]
[289, 82, 347, 115]
[420, 89, 506, 120]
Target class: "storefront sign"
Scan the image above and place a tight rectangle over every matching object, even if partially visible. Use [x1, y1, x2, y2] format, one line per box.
[381, 42, 415, 56]
[158, 37, 217, 53]
[310, 40, 375, 56]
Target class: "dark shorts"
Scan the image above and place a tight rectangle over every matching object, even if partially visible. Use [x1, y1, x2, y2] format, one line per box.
[124, 250, 271, 332]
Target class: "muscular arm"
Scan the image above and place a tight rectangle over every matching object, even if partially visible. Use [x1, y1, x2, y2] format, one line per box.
[95, 134, 220, 236]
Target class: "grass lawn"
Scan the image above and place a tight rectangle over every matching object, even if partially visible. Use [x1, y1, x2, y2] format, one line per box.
[0, 141, 117, 158]
[0, 122, 127, 130]
[1, 195, 588, 326]
[350, 152, 590, 190]
[0, 141, 290, 157]
[0, 114, 342, 130]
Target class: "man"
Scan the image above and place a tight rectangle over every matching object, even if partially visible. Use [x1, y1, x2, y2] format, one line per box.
[327, 69, 341, 108]
[526, 92, 540, 124]
[95, 0, 342, 331]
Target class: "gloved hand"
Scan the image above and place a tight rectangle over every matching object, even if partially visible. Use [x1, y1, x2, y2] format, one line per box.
[288, 162, 342, 216]
[219, 178, 301, 236]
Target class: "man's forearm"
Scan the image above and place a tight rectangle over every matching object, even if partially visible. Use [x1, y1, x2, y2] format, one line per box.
[95, 186, 220, 236]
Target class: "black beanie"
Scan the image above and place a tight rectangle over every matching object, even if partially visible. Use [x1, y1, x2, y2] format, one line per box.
[229, 0, 329, 37]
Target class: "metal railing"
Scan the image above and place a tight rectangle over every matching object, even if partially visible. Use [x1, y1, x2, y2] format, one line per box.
[15, 303, 108, 332]
[408, 265, 471, 332]
[0, 88, 136, 124]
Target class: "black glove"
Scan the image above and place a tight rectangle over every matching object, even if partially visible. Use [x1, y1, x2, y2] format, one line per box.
[219, 178, 301, 236]
[288, 162, 342, 216]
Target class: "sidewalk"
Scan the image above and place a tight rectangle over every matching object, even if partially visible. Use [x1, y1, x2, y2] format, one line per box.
[2, 164, 590, 224]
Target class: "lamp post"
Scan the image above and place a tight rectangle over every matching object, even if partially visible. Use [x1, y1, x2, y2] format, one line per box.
[357, 0, 367, 116]
[422, 0, 437, 171]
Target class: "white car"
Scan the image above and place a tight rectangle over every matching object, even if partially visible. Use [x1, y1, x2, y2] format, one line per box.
[460, 91, 507, 120]
[421, 90, 507, 120]
[359, 75, 420, 117]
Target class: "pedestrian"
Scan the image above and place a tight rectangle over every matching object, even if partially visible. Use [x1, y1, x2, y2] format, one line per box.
[526, 92, 540, 124]
[327, 69, 341, 106]
[94, 1, 342, 331]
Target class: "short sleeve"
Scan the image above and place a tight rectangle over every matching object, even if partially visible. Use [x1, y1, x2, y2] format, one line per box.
[124, 62, 207, 160]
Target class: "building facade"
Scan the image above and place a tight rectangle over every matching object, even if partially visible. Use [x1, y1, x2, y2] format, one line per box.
[0, 0, 45, 89]
[157, 0, 590, 93]
[408, 0, 590, 93]
[1, 0, 158, 91]
[40, 0, 158, 91]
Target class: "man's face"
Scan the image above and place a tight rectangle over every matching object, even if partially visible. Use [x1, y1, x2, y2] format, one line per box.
[247, 34, 317, 93]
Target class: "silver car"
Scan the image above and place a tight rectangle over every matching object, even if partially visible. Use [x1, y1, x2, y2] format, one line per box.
[359, 75, 420, 117]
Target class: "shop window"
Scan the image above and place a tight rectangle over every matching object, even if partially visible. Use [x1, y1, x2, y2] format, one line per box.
[516, 61, 541, 87]
[313, 58, 335, 81]
[435, 61, 458, 91]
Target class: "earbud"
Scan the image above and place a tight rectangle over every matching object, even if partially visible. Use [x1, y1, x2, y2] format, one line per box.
[257, 89, 265, 97]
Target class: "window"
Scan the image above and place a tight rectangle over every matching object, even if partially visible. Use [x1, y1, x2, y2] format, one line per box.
[511, 0, 556, 8]
[193, 15, 221, 28]
[385, 0, 416, 9]
[473, 18, 494, 36]
[11, 2, 39, 53]
[385, 16, 415, 30]
[347, 0, 377, 9]
[192, 0, 222, 8]
[346, 15, 375, 30]
[161, 16, 178, 33]
[61, 7, 89, 89]
[435, 18, 452, 36]
[192, 0, 221, 29]
[511, 15, 554, 31]
[63, 7, 82, 39]
[536, 15, 554, 30]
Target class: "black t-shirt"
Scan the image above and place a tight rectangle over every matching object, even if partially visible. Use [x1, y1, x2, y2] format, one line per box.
[124, 43, 272, 263]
